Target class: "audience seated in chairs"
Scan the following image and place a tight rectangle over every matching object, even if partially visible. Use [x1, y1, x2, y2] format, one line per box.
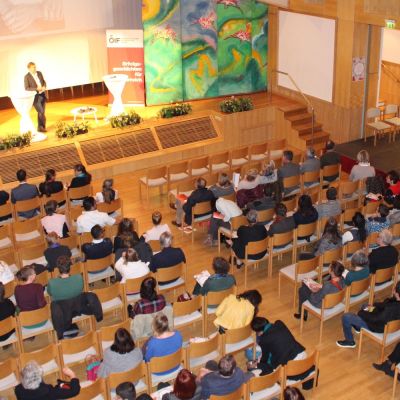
[205, 197, 242, 247]
[0, 282, 16, 342]
[308, 217, 342, 258]
[294, 260, 345, 321]
[268, 203, 296, 236]
[366, 204, 390, 234]
[200, 354, 253, 399]
[342, 212, 367, 245]
[44, 232, 73, 272]
[128, 277, 166, 319]
[143, 211, 171, 243]
[39, 168, 64, 198]
[246, 182, 278, 214]
[300, 147, 320, 175]
[320, 140, 341, 182]
[41, 200, 69, 238]
[143, 312, 183, 376]
[98, 327, 143, 378]
[11, 168, 40, 219]
[368, 229, 399, 274]
[316, 187, 342, 219]
[68, 163, 92, 189]
[389, 196, 400, 226]
[278, 150, 300, 195]
[293, 194, 318, 229]
[349, 150, 375, 182]
[82, 224, 113, 261]
[231, 210, 268, 267]
[249, 317, 306, 375]
[115, 248, 150, 283]
[95, 178, 118, 204]
[192, 257, 236, 297]
[237, 169, 261, 191]
[343, 250, 370, 286]
[336, 281, 400, 348]
[214, 289, 262, 330]
[77, 196, 116, 234]
[209, 172, 235, 199]
[162, 369, 201, 400]
[173, 177, 215, 230]
[15, 361, 80, 400]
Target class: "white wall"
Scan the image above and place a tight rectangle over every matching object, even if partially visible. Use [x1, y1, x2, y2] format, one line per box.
[277, 11, 336, 102]
[382, 28, 400, 64]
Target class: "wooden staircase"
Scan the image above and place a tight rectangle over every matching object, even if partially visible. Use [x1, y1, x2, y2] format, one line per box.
[279, 104, 330, 152]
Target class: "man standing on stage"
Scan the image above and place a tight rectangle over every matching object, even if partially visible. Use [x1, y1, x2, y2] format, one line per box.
[24, 62, 47, 132]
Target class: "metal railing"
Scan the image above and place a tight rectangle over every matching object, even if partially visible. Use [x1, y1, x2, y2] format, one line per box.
[270, 70, 315, 145]
[381, 61, 400, 85]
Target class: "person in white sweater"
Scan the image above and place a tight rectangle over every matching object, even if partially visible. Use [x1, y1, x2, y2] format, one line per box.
[143, 211, 171, 242]
[115, 248, 150, 283]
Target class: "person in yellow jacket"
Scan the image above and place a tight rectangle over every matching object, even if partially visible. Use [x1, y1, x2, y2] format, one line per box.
[214, 290, 262, 331]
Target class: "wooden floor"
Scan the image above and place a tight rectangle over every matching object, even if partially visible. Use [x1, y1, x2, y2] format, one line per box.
[0, 169, 396, 400]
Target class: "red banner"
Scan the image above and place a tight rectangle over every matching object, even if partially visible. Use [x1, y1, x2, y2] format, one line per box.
[106, 30, 145, 106]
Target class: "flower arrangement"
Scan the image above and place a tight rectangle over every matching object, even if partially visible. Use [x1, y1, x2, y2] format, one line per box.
[110, 111, 142, 129]
[0, 132, 32, 150]
[219, 96, 254, 114]
[55, 121, 90, 139]
[158, 103, 192, 119]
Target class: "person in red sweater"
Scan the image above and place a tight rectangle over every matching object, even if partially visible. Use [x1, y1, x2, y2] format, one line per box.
[15, 265, 46, 312]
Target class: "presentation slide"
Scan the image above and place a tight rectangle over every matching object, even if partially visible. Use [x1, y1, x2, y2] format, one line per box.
[0, 0, 141, 97]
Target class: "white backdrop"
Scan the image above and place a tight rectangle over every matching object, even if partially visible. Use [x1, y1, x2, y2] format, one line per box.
[0, 0, 141, 97]
[382, 28, 400, 64]
[277, 11, 336, 102]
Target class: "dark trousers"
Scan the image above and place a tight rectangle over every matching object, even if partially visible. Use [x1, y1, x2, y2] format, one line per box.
[33, 93, 46, 129]
[298, 283, 312, 313]
[389, 342, 400, 364]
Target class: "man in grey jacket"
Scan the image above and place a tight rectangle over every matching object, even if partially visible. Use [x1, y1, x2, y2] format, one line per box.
[11, 169, 39, 219]
[277, 150, 300, 195]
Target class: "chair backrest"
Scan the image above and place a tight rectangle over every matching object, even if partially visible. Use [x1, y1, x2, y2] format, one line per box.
[0, 202, 13, 220]
[340, 181, 359, 198]
[344, 240, 364, 258]
[35, 270, 50, 288]
[231, 146, 249, 160]
[322, 289, 345, 309]
[19, 343, 60, 371]
[297, 221, 317, 238]
[0, 316, 17, 339]
[4, 279, 16, 299]
[13, 216, 42, 235]
[71, 378, 107, 400]
[0, 249, 18, 269]
[246, 237, 269, 258]
[385, 319, 400, 334]
[363, 200, 381, 215]
[148, 240, 161, 253]
[108, 362, 147, 390]
[98, 319, 131, 344]
[342, 207, 362, 223]
[68, 185, 92, 201]
[186, 333, 220, 361]
[267, 138, 286, 151]
[168, 161, 189, 176]
[97, 198, 123, 214]
[367, 231, 380, 248]
[190, 156, 210, 171]
[204, 286, 237, 309]
[124, 273, 151, 295]
[321, 164, 340, 177]
[322, 246, 343, 265]
[221, 192, 236, 202]
[303, 170, 320, 184]
[224, 324, 253, 345]
[349, 276, 370, 296]
[257, 208, 275, 223]
[374, 266, 395, 285]
[209, 384, 245, 400]
[58, 234, 80, 251]
[247, 366, 281, 393]
[156, 263, 185, 285]
[177, 179, 196, 194]
[271, 230, 293, 248]
[14, 197, 41, 214]
[392, 223, 400, 237]
[148, 347, 184, 375]
[173, 295, 202, 317]
[84, 254, 113, 273]
[0, 357, 19, 382]
[211, 151, 230, 165]
[19, 242, 46, 262]
[68, 205, 83, 222]
[46, 190, 67, 205]
[18, 303, 50, 326]
[297, 256, 320, 275]
[0, 224, 14, 250]
[92, 283, 123, 304]
[283, 175, 300, 189]
[250, 143, 268, 156]
[60, 331, 99, 365]
[230, 215, 247, 231]
[384, 104, 398, 116]
[193, 201, 213, 216]
[285, 351, 318, 377]
[366, 107, 381, 119]
[281, 196, 297, 212]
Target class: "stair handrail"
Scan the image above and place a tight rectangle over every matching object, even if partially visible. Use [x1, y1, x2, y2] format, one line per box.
[272, 69, 315, 146]
[381, 61, 400, 85]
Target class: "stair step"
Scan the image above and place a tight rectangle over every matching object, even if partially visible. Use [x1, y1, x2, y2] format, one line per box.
[296, 122, 323, 135]
[286, 113, 313, 125]
[279, 104, 308, 117]
[301, 131, 330, 146]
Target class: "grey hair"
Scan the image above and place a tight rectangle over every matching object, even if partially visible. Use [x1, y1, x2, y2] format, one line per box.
[247, 209, 258, 224]
[160, 231, 172, 248]
[357, 150, 369, 164]
[21, 361, 43, 390]
[379, 229, 393, 246]
[306, 147, 316, 159]
[350, 250, 369, 270]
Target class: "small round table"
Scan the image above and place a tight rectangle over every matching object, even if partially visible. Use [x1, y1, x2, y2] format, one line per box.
[71, 106, 98, 123]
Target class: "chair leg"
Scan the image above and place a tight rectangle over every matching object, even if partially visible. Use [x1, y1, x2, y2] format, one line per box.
[293, 282, 297, 311]
[278, 273, 281, 298]
[300, 306, 305, 334]
[268, 253, 273, 278]
[319, 319, 323, 344]
[380, 344, 386, 363]
[357, 332, 364, 359]
[393, 366, 399, 399]
[244, 265, 247, 289]
[218, 231, 221, 255]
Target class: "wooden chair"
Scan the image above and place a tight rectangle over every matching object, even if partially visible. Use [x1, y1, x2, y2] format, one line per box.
[295, 221, 318, 251]
[320, 164, 341, 185]
[67, 184, 92, 203]
[79, 231, 94, 248]
[148, 239, 161, 253]
[342, 240, 364, 261]
[257, 208, 275, 225]
[300, 290, 345, 343]
[393, 363, 400, 399]
[383, 104, 400, 142]
[13, 197, 42, 221]
[369, 267, 397, 304]
[42, 190, 67, 210]
[339, 181, 361, 206]
[358, 319, 400, 362]
[173, 295, 203, 335]
[0, 202, 14, 224]
[365, 107, 392, 146]
[230, 146, 249, 170]
[108, 362, 148, 396]
[366, 231, 380, 249]
[220, 324, 256, 356]
[97, 319, 131, 356]
[363, 200, 382, 217]
[210, 384, 246, 400]
[279, 256, 320, 310]
[190, 156, 210, 177]
[344, 276, 370, 312]
[281, 195, 297, 214]
[84, 254, 115, 285]
[0, 223, 15, 253]
[58, 234, 81, 257]
[155, 263, 186, 298]
[18, 242, 47, 267]
[202, 286, 237, 337]
[91, 283, 126, 322]
[282, 351, 319, 392]
[59, 331, 100, 369]
[217, 214, 246, 255]
[249, 143, 268, 162]
[268, 230, 296, 278]
[282, 175, 301, 198]
[210, 151, 230, 174]
[320, 247, 343, 279]
[341, 206, 362, 230]
[304, 185, 320, 205]
[146, 348, 185, 389]
[4, 279, 16, 302]
[71, 378, 107, 400]
[68, 204, 83, 224]
[301, 170, 320, 192]
[185, 333, 221, 371]
[0, 316, 20, 353]
[205, 172, 219, 187]
[123, 273, 151, 305]
[189, 201, 213, 243]
[267, 139, 286, 160]
[232, 237, 269, 288]
[97, 198, 124, 216]
[246, 367, 282, 400]
[167, 161, 190, 192]
[319, 181, 340, 205]
[17, 304, 56, 350]
[0, 357, 19, 392]
[13, 216, 44, 248]
[19, 344, 61, 378]
[168, 178, 195, 206]
[105, 220, 121, 242]
[139, 166, 167, 203]
[0, 248, 19, 274]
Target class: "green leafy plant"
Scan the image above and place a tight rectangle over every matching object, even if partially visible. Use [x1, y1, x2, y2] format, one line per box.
[158, 103, 192, 119]
[110, 111, 143, 128]
[55, 121, 90, 139]
[219, 96, 254, 114]
[0, 132, 32, 151]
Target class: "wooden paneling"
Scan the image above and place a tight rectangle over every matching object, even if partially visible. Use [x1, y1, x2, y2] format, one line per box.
[287, 0, 338, 18]
[380, 61, 400, 105]
[355, 0, 400, 25]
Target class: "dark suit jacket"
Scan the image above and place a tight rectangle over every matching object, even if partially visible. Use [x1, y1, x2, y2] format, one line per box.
[149, 247, 186, 272]
[232, 224, 268, 260]
[82, 239, 113, 261]
[183, 187, 215, 225]
[24, 71, 46, 92]
[11, 183, 39, 218]
[268, 216, 296, 237]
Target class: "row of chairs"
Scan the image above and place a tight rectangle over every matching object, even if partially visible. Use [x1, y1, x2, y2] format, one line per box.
[366, 104, 400, 146]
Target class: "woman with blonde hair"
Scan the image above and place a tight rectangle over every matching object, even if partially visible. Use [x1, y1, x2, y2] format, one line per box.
[237, 168, 260, 191]
[349, 150, 375, 182]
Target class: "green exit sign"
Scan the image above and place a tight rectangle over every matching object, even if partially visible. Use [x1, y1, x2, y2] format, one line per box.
[385, 19, 396, 29]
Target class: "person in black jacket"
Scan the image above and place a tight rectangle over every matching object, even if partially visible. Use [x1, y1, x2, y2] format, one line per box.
[68, 163, 92, 189]
[82, 224, 113, 261]
[368, 229, 399, 274]
[0, 189, 11, 222]
[15, 361, 80, 400]
[44, 232, 72, 272]
[268, 203, 296, 237]
[173, 177, 215, 228]
[320, 140, 341, 182]
[39, 169, 64, 198]
[249, 317, 306, 375]
[0, 282, 16, 342]
[373, 341, 400, 377]
[337, 281, 400, 348]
